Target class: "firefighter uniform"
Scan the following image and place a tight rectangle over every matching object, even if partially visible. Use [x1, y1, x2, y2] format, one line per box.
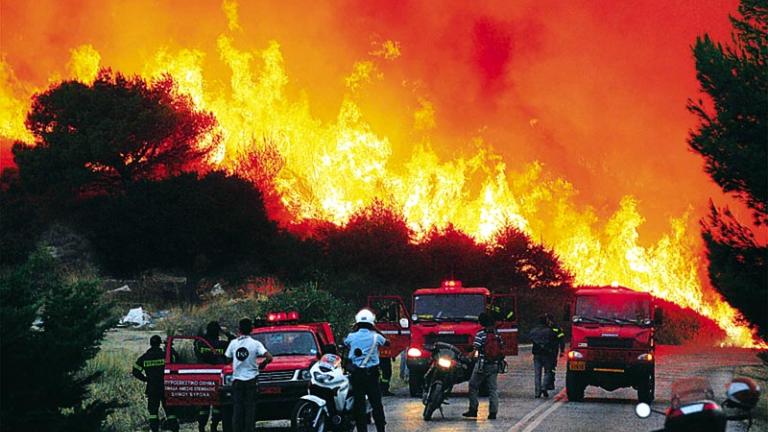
[195, 329, 232, 432]
[547, 323, 566, 390]
[133, 336, 178, 432]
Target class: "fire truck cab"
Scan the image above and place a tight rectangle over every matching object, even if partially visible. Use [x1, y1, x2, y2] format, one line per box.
[370, 280, 518, 397]
[162, 312, 336, 423]
[565, 286, 662, 403]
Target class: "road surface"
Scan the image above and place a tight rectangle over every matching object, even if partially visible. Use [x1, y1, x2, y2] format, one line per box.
[249, 344, 762, 431]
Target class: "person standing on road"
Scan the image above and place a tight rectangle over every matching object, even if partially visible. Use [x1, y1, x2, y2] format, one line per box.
[344, 309, 389, 432]
[196, 321, 235, 432]
[546, 316, 566, 391]
[463, 312, 504, 420]
[529, 315, 557, 398]
[132, 335, 179, 432]
[225, 318, 273, 432]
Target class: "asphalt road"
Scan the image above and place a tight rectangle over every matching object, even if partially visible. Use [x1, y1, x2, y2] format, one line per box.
[252, 345, 762, 432]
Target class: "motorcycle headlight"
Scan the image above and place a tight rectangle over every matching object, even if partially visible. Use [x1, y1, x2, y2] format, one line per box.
[637, 353, 653, 362]
[300, 369, 311, 380]
[407, 347, 422, 358]
[313, 371, 333, 384]
[437, 357, 454, 369]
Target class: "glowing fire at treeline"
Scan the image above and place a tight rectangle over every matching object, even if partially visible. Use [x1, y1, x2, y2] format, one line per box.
[0, 0, 763, 347]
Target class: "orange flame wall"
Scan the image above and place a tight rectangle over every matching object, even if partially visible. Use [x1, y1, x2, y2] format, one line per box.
[1, 0, 764, 346]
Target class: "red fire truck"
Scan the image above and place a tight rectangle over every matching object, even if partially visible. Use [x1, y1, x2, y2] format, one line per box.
[370, 280, 518, 396]
[565, 286, 662, 403]
[162, 312, 336, 423]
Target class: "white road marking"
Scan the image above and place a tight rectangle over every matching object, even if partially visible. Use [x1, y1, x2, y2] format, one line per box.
[506, 389, 566, 432]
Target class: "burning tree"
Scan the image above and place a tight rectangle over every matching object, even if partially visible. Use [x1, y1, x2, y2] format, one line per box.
[688, 0, 767, 337]
[12, 69, 219, 197]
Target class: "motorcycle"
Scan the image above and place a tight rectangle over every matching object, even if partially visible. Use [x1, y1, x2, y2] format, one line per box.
[291, 353, 371, 432]
[635, 376, 762, 432]
[421, 342, 474, 420]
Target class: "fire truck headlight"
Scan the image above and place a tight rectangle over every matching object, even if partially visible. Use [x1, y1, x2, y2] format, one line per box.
[637, 353, 653, 362]
[407, 347, 422, 358]
[437, 357, 453, 369]
[567, 350, 584, 360]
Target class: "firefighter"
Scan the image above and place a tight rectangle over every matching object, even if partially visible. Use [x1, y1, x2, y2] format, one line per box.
[225, 318, 273, 432]
[132, 335, 178, 432]
[529, 314, 557, 398]
[546, 316, 566, 391]
[195, 321, 235, 432]
[463, 312, 503, 420]
[344, 309, 389, 432]
[377, 303, 398, 396]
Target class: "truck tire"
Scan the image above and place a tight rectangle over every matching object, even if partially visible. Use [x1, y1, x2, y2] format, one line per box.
[637, 369, 655, 403]
[423, 381, 443, 421]
[409, 374, 424, 397]
[566, 371, 585, 402]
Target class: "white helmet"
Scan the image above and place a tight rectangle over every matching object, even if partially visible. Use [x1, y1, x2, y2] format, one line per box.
[355, 308, 376, 324]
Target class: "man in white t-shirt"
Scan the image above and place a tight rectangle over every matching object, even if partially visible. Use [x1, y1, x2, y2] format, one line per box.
[225, 318, 272, 432]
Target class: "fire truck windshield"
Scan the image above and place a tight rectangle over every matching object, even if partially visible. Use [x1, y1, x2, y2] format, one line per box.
[413, 294, 485, 321]
[252, 331, 319, 356]
[574, 295, 651, 324]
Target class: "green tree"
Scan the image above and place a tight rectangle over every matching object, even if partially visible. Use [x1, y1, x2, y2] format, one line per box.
[11, 69, 218, 197]
[0, 251, 117, 431]
[688, 0, 767, 336]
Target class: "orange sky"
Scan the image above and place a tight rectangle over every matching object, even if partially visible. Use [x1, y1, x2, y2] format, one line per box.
[0, 0, 756, 239]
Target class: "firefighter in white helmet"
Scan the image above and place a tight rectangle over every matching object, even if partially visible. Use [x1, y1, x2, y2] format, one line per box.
[344, 308, 389, 432]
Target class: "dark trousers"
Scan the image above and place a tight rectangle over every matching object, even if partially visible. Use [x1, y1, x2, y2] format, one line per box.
[147, 391, 178, 432]
[351, 365, 386, 432]
[379, 357, 392, 393]
[198, 404, 223, 431]
[533, 354, 554, 396]
[232, 378, 258, 432]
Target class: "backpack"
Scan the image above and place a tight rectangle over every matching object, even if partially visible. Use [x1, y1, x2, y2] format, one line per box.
[483, 329, 504, 361]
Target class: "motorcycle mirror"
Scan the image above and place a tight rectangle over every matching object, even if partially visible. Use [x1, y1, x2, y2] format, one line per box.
[399, 318, 410, 329]
[635, 403, 652, 418]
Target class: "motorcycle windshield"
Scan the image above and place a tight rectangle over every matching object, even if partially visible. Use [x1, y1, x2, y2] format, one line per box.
[670, 377, 715, 407]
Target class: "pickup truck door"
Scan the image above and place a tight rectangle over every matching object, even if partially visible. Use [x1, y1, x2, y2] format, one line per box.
[367, 295, 410, 358]
[164, 336, 225, 406]
[491, 294, 518, 356]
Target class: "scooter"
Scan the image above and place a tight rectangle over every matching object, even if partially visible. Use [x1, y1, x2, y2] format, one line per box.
[635, 376, 761, 432]
[421, 342, 473, 420]
[291, 353, 370, 432]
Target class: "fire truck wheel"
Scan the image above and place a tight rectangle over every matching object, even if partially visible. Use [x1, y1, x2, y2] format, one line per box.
[565, 372, 585, 402]
[637, 370, 655, 403]
[409, 374, 424, 397]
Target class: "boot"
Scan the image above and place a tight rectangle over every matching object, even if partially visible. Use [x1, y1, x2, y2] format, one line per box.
[488, 413, 497, 420]
[462, 410, 477, 418]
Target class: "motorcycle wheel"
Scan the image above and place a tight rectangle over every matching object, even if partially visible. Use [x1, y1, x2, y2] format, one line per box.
[291, 400, 326, 432]
[637, 369, 655, 403]
[422, 381, 443, 421]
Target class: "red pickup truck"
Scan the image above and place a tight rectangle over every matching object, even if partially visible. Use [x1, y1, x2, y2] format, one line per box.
[163, 312, 336, 423]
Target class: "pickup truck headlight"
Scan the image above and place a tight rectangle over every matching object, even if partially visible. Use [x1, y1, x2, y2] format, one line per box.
[637, 353, 653, 362]
[300, 369, 311, 380]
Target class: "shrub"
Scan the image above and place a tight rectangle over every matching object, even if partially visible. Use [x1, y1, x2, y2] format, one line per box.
[0, 251, 118, 431]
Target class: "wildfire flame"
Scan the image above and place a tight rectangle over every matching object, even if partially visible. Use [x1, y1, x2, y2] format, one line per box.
[1, 1, 763, 348]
